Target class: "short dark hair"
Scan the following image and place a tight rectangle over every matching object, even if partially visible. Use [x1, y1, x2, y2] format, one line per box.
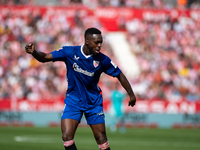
[84, 28, 101, 39]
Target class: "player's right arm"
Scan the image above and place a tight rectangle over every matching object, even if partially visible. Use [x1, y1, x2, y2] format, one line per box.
[25, 43, 53, 62]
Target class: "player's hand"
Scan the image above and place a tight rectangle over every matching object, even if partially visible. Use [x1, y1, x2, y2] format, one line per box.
[128, 95, 136, 107]
[25, 43, 35, 54]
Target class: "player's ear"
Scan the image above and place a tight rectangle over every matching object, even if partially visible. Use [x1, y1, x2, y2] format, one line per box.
[85, 39, 89, 45]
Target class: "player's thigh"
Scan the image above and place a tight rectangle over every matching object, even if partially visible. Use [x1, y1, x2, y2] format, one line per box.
[61, 119, 79, 140]
[61, 103, 82, 138]
[90, 123, 108, 144]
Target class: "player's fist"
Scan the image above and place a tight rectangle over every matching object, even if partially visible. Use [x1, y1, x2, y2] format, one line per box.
[128, 95, 136, 107]
[25, 43, 35, 54]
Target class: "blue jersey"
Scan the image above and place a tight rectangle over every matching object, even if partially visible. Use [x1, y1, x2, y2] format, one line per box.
[51, 45, 121, 109]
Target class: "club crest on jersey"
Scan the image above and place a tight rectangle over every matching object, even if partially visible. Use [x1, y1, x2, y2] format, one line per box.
[93, 60, 99, 68]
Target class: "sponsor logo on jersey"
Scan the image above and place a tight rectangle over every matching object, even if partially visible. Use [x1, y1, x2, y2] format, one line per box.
[73, 63, 94, 76]
[93, 60, 100, 68]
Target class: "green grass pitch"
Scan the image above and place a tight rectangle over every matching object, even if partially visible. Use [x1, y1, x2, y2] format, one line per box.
[0, 126, 199, 150]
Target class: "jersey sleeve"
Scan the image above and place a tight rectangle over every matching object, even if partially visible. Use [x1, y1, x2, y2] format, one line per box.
[103, 56, 121, 77]
[51, 46, 70, 61]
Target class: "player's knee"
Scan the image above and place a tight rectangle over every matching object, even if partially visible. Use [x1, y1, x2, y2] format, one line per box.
[62, 132, 74, 141]
[95, 133, 107, 145]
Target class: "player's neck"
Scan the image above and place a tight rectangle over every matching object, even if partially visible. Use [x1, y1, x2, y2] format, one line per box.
[82, 45, 92, 56]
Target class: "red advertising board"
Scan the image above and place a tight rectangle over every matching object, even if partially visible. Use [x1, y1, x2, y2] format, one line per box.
[0, 100, 11, 111]
[0, 98, 200, 114]
[124, 100, 200, 114]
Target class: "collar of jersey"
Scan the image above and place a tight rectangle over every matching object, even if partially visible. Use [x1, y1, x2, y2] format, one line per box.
[81, 45, 92, 59]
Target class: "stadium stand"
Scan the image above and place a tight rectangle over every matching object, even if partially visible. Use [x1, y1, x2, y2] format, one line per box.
[106, 32, 140, 79]
[125, 12, 200, 101]
[0, 0, 200, 107]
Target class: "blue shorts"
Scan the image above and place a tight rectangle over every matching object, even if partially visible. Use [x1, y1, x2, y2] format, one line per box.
[61, 103, 105, 125]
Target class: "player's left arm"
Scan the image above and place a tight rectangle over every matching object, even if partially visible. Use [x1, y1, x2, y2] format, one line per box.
[116, 72, 136, 107]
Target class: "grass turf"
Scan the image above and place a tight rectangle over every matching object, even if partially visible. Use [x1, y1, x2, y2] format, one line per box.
[0, 126, 199, 150]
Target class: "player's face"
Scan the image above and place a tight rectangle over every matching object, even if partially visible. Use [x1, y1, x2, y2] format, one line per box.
[86, 34, 103, 56]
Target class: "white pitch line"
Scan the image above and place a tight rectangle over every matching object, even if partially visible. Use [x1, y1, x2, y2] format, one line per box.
[14, 135, 59, 143]
[14, 135, 200, 148]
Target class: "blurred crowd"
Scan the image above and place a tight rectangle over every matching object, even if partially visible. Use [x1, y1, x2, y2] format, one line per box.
[0, 3, 200, 102]
[1, 0, 200, 9]
[126, 16, 200, 102]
